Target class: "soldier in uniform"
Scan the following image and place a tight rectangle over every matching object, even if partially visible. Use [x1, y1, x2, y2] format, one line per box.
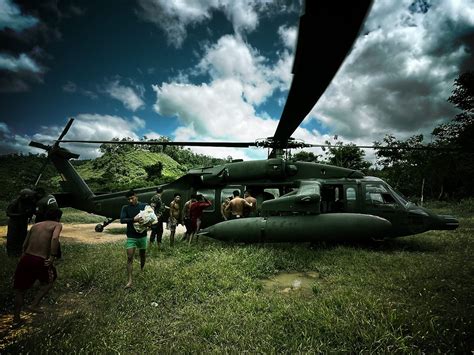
[149, 187, 165, 248]
[6, 189, 36, 257]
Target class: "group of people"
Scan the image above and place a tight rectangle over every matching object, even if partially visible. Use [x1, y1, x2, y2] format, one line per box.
[221, 190, 257, 220]
[119, 188, 212, 288]
[6, 187, 63, 325]
[8, 187, 257, 322]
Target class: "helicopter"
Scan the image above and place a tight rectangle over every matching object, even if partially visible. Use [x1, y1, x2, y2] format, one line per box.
[28, 1, 459, 243]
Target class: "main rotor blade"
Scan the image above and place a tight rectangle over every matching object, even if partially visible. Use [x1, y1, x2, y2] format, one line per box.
[306, 143, 460, 151]
[29, 141, 50, 151]
[273, 1, 373, 145]
[57, 118, 75, 142]
[58, 140, 257, 148]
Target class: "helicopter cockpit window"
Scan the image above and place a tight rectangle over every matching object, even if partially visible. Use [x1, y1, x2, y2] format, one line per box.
[196, 189, 215, 212]
[364, 183, 397, 205]
[264, 188, 279, 199]
[297, 184, 320, 196]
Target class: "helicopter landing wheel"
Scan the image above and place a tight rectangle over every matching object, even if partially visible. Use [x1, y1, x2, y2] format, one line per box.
[95, 224, 104, 233]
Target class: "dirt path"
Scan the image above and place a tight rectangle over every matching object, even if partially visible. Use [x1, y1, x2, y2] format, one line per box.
[0, 223, 186, 245]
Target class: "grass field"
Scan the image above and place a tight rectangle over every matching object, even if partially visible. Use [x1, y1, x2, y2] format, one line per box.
[0, 202, 473, 352]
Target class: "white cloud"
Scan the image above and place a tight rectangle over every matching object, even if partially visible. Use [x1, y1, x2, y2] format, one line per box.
[0, 0, 38, 31]
[0, 53, 41, 73]
[136, 0, 286, 48]
[105, 80, 145, 111]
[196, 35, 275, 105]
[0, 115, 146, 159]
[150, 26, 301, 160]
[0, 121, 10, 134]
[278, 25, 297, 51]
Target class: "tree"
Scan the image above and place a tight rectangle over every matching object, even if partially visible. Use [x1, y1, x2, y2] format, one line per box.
[322, 139, 371, 172]
[293, 151, 320, 163]
[430, 71, 474, 198]
[374, 134, 431, 198]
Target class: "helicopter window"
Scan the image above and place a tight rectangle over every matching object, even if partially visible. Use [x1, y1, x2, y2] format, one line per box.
[346, 187, 356, 201]
[264, 188, 280, 199]
[297, 184, 320, 196]
[196, 189, 215, 212]
[364, 183, 397, 205]
[221, 188, 239, 203]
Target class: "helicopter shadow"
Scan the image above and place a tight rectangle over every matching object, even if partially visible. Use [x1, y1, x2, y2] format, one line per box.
[305, 236, 442, 254]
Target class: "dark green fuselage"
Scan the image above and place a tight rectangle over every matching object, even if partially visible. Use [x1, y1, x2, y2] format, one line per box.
[51, 156, 458, 242]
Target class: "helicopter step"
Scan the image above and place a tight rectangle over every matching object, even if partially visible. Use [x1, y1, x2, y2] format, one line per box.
[199, 213, 392, 243]
[95, 218, 115, 233]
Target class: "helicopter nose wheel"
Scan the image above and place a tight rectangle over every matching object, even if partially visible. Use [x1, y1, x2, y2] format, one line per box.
[95, 218, 115, 233]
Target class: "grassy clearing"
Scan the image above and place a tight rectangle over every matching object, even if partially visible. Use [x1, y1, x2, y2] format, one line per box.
[0, 207, 473, 352]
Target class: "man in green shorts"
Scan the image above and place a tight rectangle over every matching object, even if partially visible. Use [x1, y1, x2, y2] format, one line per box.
[120, 190, 147, 288]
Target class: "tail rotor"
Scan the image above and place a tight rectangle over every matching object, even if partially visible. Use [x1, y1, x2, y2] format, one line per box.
[29, 118, 78, 186]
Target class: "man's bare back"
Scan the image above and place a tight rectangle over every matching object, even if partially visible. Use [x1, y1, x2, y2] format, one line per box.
[24, 221, 62, 259]
[226, 197, 252, 217]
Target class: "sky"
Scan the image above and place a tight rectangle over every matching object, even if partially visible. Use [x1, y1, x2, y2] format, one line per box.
[0, 0, 473, 162]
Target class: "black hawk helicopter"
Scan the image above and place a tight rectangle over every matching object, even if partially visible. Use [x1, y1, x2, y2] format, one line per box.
[28, 1, 459, 242]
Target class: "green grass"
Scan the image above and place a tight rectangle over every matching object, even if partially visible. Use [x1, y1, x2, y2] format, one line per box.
[1, 206, 473, 352]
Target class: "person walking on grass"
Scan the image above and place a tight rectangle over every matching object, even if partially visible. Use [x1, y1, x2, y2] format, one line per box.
[166, 193, 182, 247]
[12, 209, 62, 325]
[149, 187, 165, 248]
[120, 190, 147, 289]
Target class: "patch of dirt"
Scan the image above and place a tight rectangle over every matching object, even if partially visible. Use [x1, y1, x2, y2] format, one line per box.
[59, 223, 125, 244]
[0, 223, 187, 245]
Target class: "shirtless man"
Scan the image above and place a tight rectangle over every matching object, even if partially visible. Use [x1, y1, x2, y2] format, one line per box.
[243, 190, 257, 217]
[13, 209, 62, 324]
[181, 195, 196, 241]
[225, 190, 253, 219]
[167, 193, 181, 246]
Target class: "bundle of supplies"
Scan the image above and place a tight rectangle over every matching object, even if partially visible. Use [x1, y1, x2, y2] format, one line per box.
[133, 205, 158, 233]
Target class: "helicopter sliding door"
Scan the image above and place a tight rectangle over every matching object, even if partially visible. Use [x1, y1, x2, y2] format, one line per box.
[320, 184, 344, 213]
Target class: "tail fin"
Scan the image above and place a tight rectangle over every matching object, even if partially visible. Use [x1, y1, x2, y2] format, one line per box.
[29, 118, 95, 211]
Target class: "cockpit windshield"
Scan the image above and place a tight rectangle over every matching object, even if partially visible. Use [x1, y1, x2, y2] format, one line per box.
[385, 184, 409, 206]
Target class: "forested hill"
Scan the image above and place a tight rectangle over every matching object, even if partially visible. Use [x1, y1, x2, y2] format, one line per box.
[1, 146, 225, 201]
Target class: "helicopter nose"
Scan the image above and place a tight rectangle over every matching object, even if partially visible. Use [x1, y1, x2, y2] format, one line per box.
[432, 215, 459, 230]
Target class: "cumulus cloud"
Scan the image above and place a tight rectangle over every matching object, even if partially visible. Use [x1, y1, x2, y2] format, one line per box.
[0, 52, 41, 72]
[136, 0, 289, 48]
[150, 20, 300, 160]
[0, 1, 82, 92]
[0, 0, 38, 31]
[105, 80, 145, 111]
[0, 115, 146, 159]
